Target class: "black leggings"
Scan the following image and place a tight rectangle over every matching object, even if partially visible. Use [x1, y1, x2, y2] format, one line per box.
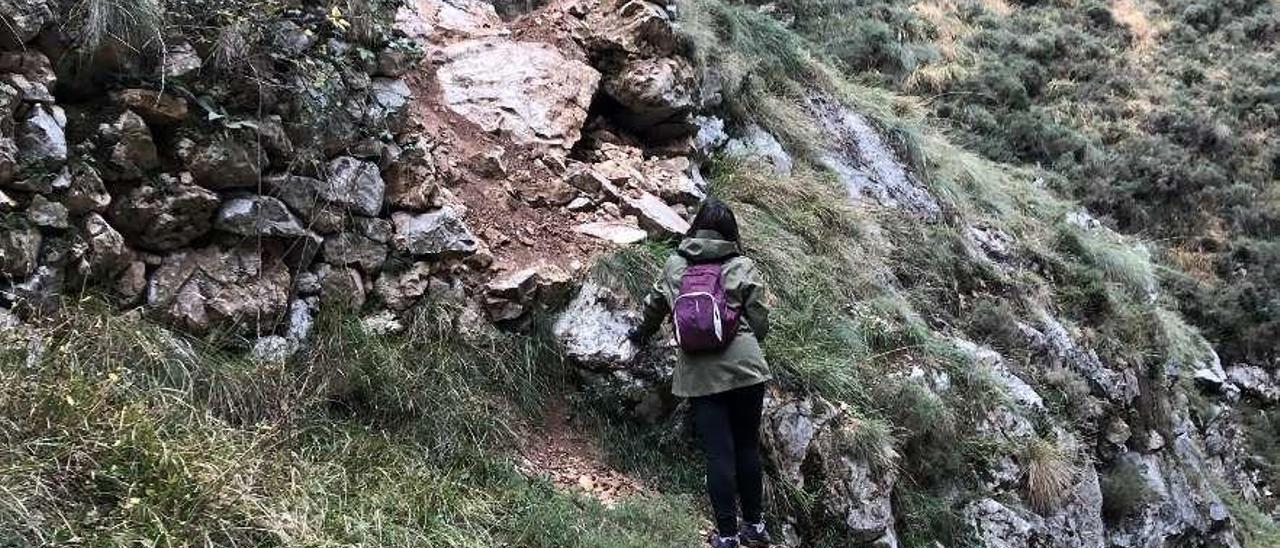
[692, 382, 766, 536]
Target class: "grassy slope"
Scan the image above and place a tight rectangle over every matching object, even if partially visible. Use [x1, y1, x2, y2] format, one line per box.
[0, 304, 704, 546]
[676, 0, 1278, 544]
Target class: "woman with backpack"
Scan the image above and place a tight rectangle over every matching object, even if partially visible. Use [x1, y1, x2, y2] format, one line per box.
[627, 198, 774, 548]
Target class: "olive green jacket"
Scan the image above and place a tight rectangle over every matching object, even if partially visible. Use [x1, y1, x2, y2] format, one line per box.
[635, 230, 772, 398]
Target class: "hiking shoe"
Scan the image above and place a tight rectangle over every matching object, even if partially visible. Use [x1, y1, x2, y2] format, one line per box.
[708, 533, 739, 548]
[738, 522, 773, 547]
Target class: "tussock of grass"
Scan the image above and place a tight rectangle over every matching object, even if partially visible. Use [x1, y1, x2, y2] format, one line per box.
[1023, 437, 1076, 514]
[69, 0, 165, 57]
[1057, 221, 1158, 301]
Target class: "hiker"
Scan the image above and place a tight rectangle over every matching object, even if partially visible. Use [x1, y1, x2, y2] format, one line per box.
[628, 198, 774, 548]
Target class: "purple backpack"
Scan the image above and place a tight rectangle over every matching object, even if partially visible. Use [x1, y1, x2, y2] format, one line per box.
[673, 263, 740, 352]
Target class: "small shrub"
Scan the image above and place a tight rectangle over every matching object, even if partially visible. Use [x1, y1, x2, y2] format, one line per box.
[1100, 459, 1153, 523]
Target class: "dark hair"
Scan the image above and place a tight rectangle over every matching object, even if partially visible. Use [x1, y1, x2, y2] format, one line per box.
[688, 197, 740, 242]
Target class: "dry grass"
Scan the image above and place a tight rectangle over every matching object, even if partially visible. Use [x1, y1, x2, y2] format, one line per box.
[1023, 437, 1077, 513]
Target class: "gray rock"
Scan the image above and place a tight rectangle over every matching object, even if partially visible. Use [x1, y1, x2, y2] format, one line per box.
[435, 38, 600, 151]
[322, 232, 388, 273]
[162, 40, 203, 78]
[273, 20, 316, 56]
[390, 207, 477, 258]
[603, 56, 696, 131]
[115, 260, 148, 302]
[252, 335, 294, 363]
[484, 263, 573, 321]
[1226, 364, 1279, 402]
[691, 115, 728, 157]
[16, 103, 66, 167]
[622, 192, 690, 238]
[325, 156, 385, 216]
[1, 72, 52, 103]
[376, 47, 413, 77]
[382, 143, 439, 211]
[807, 96, 940, 219]
[0, 225, 40, 280]
[0, 189, 14, 211]
[146, 244, 291, 335]
[294, 271, 321, 295]
[1022, 310, 1139, 405]
[761, 392, 899, 544]
[109, 179, 220, 251]
[1106, 445, 1232, 548]
[80, 213, 132, 279]
[0, 0, 54, 47]
[0, 137, 15, 187]
[965, 498, 1036, 548]
[573, 220, 647, 245]
[566, 196, 593, 211]
[584, 0, 676, 57]
[188, 138, 263, 189]
[113, 89, 189, 126]
[374, 261, 434, 311]
[553, 281, 639, 368]
[26, 195, 67, 229]
[367, 78, 412, 133]
[214, 195, 308, 238]
[102, 110, 160, 181]
[64, 163, 111, 214]
[315, 263, 366, 310]
[723, 124, 791, 177]
[361, 310, 404, 336]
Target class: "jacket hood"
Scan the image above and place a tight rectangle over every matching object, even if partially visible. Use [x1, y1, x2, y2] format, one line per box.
[678, 230, 739, 262]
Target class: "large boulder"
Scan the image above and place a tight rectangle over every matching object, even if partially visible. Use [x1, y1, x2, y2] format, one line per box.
[16, 103, 66, 168]
[0, 224, 40, 280]
[109, 177, 220, 251]
[390, 207, 477, 258]
[603, 57, 696, 138]
[435, 38, 600, 151]
[585, 0, 677, 57]
[188, 138, 264, 189]
[146, 244, 291, 335]
[553, 280, 639, 368]
[214, 195, 308, 238]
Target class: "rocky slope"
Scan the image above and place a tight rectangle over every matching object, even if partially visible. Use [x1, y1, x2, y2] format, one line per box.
[1, 0, 1277, 546]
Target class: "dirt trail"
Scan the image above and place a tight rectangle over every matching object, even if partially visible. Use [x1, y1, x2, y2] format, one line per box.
[517, 396, 647, 506]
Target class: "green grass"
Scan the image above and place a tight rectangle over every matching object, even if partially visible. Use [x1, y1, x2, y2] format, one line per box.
[0, 300, 702, 546]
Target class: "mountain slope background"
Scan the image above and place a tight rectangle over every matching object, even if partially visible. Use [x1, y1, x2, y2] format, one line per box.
[0, 0, 1277, 547]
